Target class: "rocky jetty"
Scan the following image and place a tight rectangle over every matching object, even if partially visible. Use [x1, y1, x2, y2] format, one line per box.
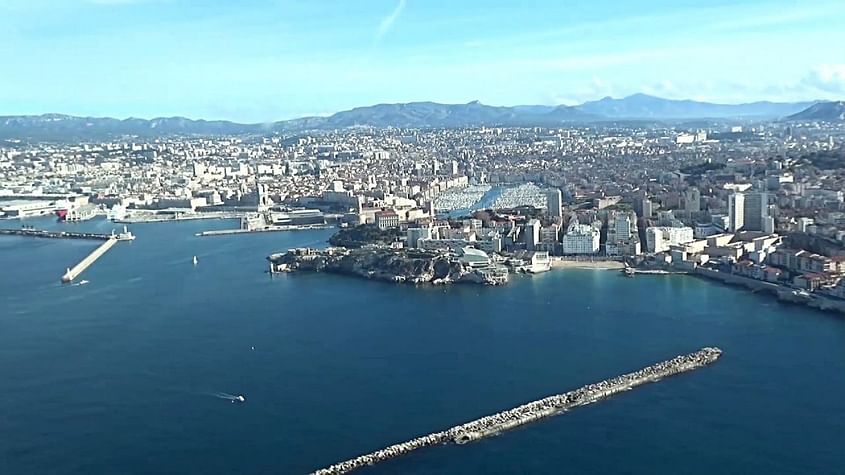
[311, 347, 722, 475]
[268, 247, 507, 285]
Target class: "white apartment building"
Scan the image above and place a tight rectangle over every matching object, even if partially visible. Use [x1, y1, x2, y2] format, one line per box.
[562, 223, 600, 254]
[646, 226, 695, 253]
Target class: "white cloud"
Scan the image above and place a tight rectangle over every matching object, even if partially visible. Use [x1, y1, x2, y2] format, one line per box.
[376, 0, 406, 39]
[802, 64, 845, 94]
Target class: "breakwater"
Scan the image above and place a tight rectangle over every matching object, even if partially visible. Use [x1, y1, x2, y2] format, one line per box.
[0, 228, 113, 240]
[198, 223, 332, 237]
[311, 347, 722, 475]
[61, 237, 118, 283]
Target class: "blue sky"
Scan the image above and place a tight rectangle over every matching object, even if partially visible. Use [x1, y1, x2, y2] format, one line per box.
[1, 0, 844, 122]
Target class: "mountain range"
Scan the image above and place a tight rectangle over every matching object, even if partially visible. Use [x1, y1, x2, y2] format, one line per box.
[0, 94, 840, 141]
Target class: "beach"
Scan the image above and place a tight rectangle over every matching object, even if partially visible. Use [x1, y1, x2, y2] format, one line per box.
[550, 258, 626, 270]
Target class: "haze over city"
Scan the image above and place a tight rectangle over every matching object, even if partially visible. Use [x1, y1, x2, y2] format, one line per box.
[2, 0, 844, 121]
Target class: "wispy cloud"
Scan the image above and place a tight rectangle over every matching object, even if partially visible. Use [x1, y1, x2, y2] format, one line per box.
[801, 64, 845, 94]
[376, 0, 406, 39]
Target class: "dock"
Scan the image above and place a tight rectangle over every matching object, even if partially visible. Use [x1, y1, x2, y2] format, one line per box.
[311, 347, 722, 475]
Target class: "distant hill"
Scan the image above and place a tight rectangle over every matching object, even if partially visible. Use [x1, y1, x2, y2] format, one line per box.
[786, 101, 845, 122]
[576, 93, 815, 119]
[311, 101, 598, 128]
[0, 102, 600, 141]
[0, 114, 263, 141]
[0, 95, 828, 141]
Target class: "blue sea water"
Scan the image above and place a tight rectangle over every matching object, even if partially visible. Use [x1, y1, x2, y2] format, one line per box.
[1, 217, 844, 474]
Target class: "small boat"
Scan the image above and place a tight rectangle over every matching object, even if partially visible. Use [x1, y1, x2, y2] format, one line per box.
[623, 267, 635, 278]
[78, 280, 90, 286]
[235, 395, 245, 402]
[192, 255, 198, 265]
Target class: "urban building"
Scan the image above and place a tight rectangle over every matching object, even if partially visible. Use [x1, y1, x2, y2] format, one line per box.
[646, 226, 694, 253]
[562, 219, 600, 254]
[728, 193, 745, 232]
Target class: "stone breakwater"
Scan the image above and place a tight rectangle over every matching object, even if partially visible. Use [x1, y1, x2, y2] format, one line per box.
[311, 347, 722, 475]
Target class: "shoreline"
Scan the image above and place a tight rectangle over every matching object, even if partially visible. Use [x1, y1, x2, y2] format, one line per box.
[549, 259, 625, 270]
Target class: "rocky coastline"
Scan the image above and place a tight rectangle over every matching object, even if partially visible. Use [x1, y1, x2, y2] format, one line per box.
[267, 247, 508, 285]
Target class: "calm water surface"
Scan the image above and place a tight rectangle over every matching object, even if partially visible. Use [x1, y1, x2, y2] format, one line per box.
[1, 217, 844, 474]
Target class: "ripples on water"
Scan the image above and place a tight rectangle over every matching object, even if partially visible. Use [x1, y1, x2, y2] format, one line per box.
[1, 217, 844, 475]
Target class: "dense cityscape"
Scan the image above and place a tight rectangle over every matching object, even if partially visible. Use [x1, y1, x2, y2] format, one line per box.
[3, 111, 845, 310]
[5, 0, 845, 472]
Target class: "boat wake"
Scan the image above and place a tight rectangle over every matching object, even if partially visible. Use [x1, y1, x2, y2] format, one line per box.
[212, 392, 246, 403]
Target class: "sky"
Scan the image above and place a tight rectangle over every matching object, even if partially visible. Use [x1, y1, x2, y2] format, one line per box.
[1, 0, 844, 122]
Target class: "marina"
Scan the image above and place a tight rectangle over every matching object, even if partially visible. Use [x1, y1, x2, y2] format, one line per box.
[311, 347, 722, 475]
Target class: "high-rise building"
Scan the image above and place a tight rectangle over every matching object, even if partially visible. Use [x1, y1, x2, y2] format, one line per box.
[546, 188, 563, 220]
[728, 193, 745, 232]
[524, 219, 541, 251]
[606, 211, 641, 256]
[608, 211, 636, 243]
[684, 187, 701, 213]
[640, 198, 654, 218]
[743, 192, 769, 232]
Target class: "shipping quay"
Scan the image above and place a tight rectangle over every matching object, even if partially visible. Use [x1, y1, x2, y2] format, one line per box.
[311, 347, 722, 475]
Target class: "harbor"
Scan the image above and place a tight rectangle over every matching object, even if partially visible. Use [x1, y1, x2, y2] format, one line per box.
[311, 347, 722, 475]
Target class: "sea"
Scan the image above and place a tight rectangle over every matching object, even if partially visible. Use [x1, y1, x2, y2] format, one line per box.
[1, 216, 844, 475]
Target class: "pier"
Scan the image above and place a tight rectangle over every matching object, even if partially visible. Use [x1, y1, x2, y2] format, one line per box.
[0, 226, 134, 282]
[61, 237, 118, 282]
[311, 347, 722, 475]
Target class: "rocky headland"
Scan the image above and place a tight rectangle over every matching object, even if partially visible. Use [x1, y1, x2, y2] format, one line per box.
[268, 247, 508, 285]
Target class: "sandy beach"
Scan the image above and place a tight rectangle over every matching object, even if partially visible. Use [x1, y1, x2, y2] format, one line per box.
[550, 258, 625, 270]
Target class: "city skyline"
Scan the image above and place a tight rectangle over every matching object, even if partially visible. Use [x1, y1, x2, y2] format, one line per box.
[1, 0, 844, 122]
